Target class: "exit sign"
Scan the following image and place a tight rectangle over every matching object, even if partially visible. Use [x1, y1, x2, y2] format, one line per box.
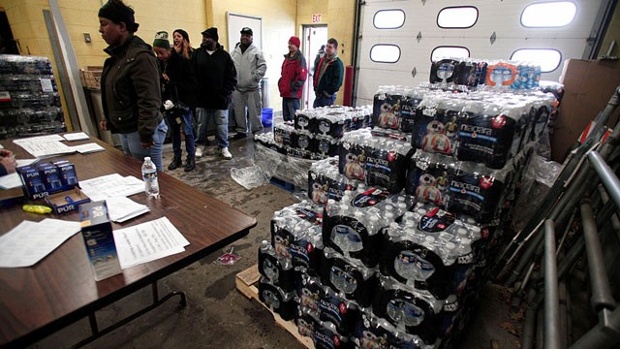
[312, 14, 322, 23]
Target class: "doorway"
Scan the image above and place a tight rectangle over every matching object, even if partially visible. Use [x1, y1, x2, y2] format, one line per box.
[302, 25, 328, 110]
[0, 11, 19, 54]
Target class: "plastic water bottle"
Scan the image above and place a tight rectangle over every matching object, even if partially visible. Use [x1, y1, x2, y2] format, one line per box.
[142, 157, 159, 198]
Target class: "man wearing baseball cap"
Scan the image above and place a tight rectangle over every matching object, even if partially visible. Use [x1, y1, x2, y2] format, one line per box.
[231, 27, 267, 139]
[192, 27, 237, 159]
[278, 36, 307, 122]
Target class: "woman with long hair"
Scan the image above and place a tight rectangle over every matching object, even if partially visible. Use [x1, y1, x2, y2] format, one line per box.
[173, 29, 193, 59]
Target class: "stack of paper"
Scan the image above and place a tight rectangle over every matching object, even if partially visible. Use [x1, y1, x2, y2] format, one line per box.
[113, 217, 190, 269]
[79, 173, 145, 201]
[0, 219, 81, 268]
[13, 134, 105, 157]
[105, 196, 150, 223]
[13, 135, 75, 158]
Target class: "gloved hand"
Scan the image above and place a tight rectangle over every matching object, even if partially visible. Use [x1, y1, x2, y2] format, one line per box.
[163, 100, 174, 111]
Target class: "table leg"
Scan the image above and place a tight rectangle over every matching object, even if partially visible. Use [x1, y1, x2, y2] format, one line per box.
[70, 280, 187, 348]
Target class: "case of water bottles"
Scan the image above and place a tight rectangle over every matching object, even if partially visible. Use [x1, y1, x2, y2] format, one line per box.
[373, 86, 427, 132]
[408, 90, 555, 169]
[322, 187, 415, 268]
[428, 58, 540, 90]
[318, 247, 378, 308]
[296, 311, 355, 349]
[270, 202, 324, 276]
[372, 275, 456, 347]
[352, 311, 434, 349]
[339, 128, 413, 193]
[295, 106, 373, 137]
[298, 275, 361, 336]
[380, 203, 482, 299]
[405, 149, 513, 224]
[258, 276, 297, 321]
[308, 157, 361, 206]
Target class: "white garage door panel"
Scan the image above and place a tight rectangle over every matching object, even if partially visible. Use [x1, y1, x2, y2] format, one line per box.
[355, 0, 606, 104]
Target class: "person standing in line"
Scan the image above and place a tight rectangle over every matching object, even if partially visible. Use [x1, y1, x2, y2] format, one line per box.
[172, 28, 203, 144]
[172, 29, 193, 59]
[153, 31, 197, 172]
[313, 38, 344, 108]
[192, 27, 236, 159]
[231, 27, 267, 139]
[97, 0, 168, 171]
[278, 36, 307, 122]
[312, 44, 325, 77]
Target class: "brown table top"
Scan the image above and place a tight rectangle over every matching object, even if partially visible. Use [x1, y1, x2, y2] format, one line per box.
[0, 136, 257, 347]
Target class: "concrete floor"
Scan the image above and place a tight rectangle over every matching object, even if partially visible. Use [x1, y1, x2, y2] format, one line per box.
[30, 135, 523, 349]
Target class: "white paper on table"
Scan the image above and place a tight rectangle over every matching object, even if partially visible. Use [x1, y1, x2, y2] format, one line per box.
[71, 143, 105, 154]
[0, 219, 82, 268]
[0, 173, 22, 189]
[80, 174, 145, 201]
[0, 159, 39, 189]
[63, 132, 90, 141]
[16, 158, 38, 167]
[105, 196, 150, 223]
[13, 135, 75, 158]
[113, 217, 190, 269]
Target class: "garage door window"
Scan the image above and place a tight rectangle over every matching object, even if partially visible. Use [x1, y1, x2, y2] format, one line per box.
[374, 10, 406, 29]
[431, 46, 470, 62]
[521, 2, 577, 27]
[437, 6, 479, 28]
[370, 44, 401, 63]
[511, 48, 562, 72]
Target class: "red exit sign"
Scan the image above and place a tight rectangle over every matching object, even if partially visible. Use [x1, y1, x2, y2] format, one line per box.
[312, 14, 322, 23]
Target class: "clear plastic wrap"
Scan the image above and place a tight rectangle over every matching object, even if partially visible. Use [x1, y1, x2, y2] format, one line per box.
[511, 154, 562, 231]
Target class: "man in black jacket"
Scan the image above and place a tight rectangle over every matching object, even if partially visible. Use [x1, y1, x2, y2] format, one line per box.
[153, 31, 197, 172]
[192, 27, 237, 159]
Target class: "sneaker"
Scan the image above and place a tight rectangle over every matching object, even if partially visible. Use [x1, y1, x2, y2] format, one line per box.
[195, 146, 204, 157]
[221, 147, 233, 160]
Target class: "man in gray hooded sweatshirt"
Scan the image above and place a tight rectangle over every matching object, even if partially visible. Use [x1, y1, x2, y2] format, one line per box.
[231, 27, 267, 139]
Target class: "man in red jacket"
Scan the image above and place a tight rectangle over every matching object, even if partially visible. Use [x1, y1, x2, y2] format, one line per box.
[278, 36, 307, 122]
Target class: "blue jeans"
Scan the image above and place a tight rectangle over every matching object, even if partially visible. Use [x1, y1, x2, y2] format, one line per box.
[282, 98, 300, 122]
[118, 119, 168, 171]
[166, 107, 195, 158]
[196, 107, 229, 149]
[313, 92, 337, 108]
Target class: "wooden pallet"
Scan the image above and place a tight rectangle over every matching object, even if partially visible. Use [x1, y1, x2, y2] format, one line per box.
[235, 265, 314, 349]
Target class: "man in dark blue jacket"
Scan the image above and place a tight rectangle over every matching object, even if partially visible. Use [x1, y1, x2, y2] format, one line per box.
[192, 27, 237, 159]
[313, 38, 344, 108]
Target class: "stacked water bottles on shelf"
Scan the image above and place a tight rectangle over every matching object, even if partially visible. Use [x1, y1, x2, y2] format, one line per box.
[0, 55, 65, 139]
[265, 106, 372, 160]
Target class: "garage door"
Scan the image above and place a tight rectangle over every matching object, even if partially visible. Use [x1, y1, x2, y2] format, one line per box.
[354, 0, 608, 105]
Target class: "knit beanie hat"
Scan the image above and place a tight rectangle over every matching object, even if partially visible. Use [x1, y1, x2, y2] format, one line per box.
[174, 29, 190, 43]
[153, 31, 170, 49]
[201, 27, 219, 42]
[98, 0, 139, 33]
[289, 36, 301, 48]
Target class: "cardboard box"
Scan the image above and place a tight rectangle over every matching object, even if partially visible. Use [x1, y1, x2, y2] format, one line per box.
[45, 188, 90, 215]
[552, 59, 620, 162]
[17, 160, 78, 199]
[79, 201, 122, 281]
